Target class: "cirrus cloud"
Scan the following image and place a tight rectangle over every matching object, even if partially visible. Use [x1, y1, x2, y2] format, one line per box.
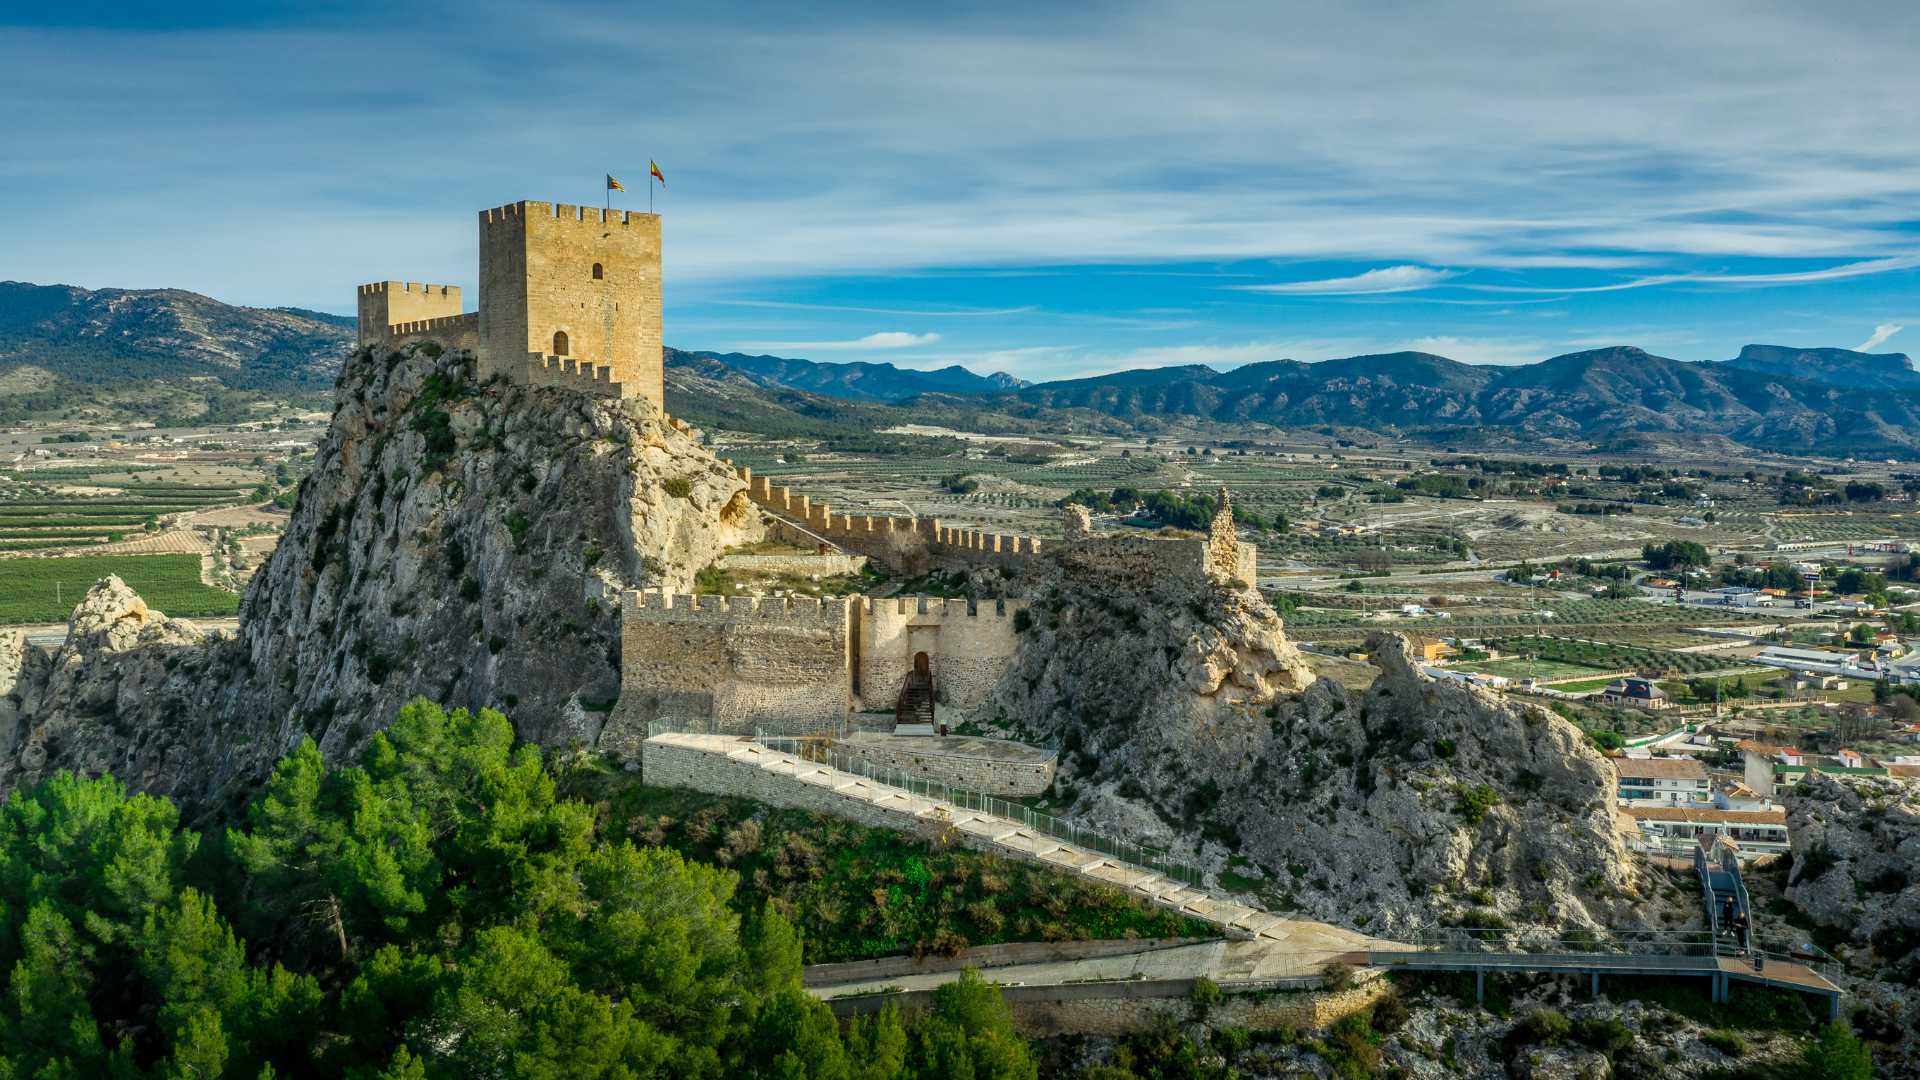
[1235, 266, 1459, 296]
[738, 331, 942, 352]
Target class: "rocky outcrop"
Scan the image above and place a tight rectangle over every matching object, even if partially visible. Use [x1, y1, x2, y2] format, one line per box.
[994, 621, 1647, 935]
[1783, 773, 1920, 980]
[0, 343, 761, 814]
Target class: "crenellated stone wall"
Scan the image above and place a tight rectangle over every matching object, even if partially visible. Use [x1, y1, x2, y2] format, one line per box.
[857, 595, 1025, 712]
[730, 465, 1257, 587]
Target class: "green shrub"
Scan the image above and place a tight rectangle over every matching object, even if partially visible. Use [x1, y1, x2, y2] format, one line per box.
[1572, 1016, 1633, 1058]
[1800, 1023, 1872, 1080]
[662, 477, 693, 499]
[1454, 784, 1502, 825]
[1371, 991, 1409, 1034]
[1703, 1029, 1747, 1056]
[1189, 975, 1223, 1019]
[1506, 1007, 1571, 1050]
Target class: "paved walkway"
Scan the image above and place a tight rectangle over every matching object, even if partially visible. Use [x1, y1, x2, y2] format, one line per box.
[649, 732, 1399, 981]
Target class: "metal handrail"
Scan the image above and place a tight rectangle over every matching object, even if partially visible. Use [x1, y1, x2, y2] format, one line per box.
[752, 733, 1205, 887]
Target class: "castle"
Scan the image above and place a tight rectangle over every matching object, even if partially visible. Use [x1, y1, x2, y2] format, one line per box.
[617, 473, 1258, 736]
[357, 200, 663, 411]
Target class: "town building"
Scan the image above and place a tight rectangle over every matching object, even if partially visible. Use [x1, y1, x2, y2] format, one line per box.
[1625, 806, 1790, 857]
[1597, 676, 1670, 710]
[1613, 756, 1710, 804]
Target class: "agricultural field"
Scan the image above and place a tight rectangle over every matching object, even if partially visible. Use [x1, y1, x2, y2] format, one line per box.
[0, 554, 239, 623]
[1487, 634, 1738, 678]
[1450, 657, 1612, 681]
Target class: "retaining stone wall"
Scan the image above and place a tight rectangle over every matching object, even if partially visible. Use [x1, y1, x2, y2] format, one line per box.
[717, 552, 869, 577]
[827, 978, 1387, 1037]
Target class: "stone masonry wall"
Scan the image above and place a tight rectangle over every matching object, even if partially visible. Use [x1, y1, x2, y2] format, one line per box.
[477, 200, 663, 412]
[858, 595, 1026, 712]
[825, 977, 1386, 1037]
[716, 552, 870, 577]
[1002, 980, 1388, 1037]
[620, 591, 851, 734]
[356, 281, 461, 345]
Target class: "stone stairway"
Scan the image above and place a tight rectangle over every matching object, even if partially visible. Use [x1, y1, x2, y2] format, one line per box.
[643, 732, 1397, 975]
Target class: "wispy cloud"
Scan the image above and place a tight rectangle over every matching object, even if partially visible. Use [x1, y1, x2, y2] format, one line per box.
[1471, 255, 1920, 295]
[709, 299, 1034, 317]
[1857, 323, 1905, 351]
[1235, 266, 1458, 295]
[739, 331, 942, 352]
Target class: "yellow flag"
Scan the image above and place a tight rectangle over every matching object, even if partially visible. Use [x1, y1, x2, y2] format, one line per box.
[606, 174, 625, 192]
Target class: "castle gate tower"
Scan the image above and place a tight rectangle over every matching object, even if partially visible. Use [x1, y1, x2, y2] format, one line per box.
[477, 200, 664, 413]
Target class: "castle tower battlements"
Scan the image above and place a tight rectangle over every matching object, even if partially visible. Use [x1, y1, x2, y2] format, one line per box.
[354, 199, 663, 414]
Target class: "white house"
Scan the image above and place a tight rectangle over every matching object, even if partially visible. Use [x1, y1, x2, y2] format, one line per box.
[1613, 757, 1710, 805]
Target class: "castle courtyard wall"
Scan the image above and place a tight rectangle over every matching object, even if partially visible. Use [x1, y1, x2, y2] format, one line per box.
[620, 591, 851, 734]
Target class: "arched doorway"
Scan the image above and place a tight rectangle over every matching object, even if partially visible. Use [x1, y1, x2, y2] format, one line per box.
[552, 330, 570, 355]
[913, 652, 930, 676]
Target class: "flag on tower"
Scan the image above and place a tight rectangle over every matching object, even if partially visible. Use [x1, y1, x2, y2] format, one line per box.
[649, 160, 666, 186]
[606, 174, 625, 192]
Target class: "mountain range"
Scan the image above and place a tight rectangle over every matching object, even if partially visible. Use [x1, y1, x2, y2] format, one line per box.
[976, 345, 1920, 454]
[2, 281, 1915, 454]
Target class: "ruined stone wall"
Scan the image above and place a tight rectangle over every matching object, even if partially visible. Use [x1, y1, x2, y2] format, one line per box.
[858, 595, 1026, 712]
[1059, 534, 1209, 581]
[620, 590, 851, 733]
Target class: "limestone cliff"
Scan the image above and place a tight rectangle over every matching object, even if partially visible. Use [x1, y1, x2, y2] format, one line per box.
[1783, 773, 1920, 980]
[0, 342, 759, 813]
[992, 606, 1646, 935]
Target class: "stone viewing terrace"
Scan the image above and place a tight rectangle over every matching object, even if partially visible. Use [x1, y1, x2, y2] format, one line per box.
[838, 731, 1057, 796]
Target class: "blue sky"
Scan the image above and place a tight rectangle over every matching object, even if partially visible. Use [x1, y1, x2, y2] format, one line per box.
[3, 0, 1917, 381]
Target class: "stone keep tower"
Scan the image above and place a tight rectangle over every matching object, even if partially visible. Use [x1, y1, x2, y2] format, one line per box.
[478, 201, 664, 413]
[357, 199, 664, 413]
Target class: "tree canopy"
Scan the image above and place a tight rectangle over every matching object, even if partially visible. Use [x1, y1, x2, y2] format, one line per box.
[0, 699, 1036, 1079]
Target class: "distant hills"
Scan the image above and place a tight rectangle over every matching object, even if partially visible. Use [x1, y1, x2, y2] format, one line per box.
[669, 350, 1024, 401]
[2, 280, 1915, 454]
[0, 281, 350, 392]
[982, 345, 1920, 455]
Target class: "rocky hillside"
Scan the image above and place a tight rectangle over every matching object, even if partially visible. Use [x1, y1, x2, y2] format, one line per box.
[1783, 773, 1920, 981]
[988, 591, 1651, 934]
[0, 340, 760, 815]
[0, 281, 351, 390]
